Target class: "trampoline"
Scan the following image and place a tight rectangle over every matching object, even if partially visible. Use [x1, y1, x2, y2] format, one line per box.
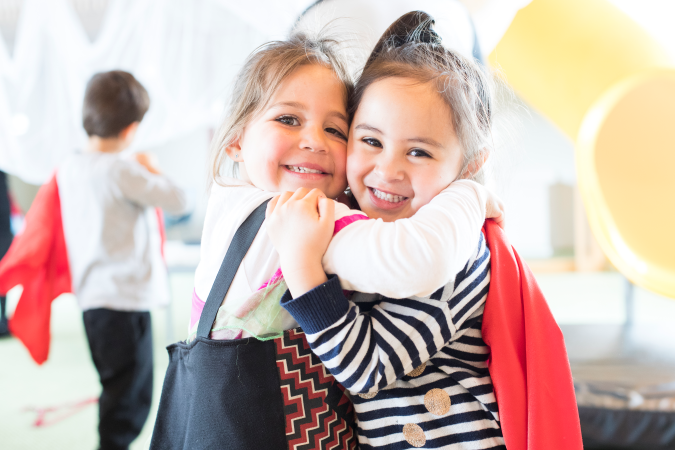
[563, 324, 675, 449]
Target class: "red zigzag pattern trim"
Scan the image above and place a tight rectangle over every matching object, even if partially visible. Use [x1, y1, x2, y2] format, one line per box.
[275, 329, 357, 450]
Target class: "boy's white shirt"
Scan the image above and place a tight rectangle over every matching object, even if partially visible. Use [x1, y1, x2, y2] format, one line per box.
[59, 152, 187, 311]
[193, 177, 487, 332]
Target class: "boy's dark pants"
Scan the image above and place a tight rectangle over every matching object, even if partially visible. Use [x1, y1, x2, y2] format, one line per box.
[83, 309, 153, 450]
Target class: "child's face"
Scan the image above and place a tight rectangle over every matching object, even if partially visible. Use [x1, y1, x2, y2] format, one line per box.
[232, 64, 349, 199]
[347, 77, 464, 222]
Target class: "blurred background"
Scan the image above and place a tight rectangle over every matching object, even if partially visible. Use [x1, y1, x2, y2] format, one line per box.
[1, 0, 674, 448]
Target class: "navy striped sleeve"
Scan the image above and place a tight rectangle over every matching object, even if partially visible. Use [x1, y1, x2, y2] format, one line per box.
[280, 275, 349, 334]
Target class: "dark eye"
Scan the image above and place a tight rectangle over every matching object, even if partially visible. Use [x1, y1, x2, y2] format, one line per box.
[326, 127, 347, 141]
[363, 137, 383, 148]
[409, 148, 432, 158]
[276, 115, 299, 126]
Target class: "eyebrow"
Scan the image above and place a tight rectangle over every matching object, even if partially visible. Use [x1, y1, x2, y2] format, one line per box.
[408, 137, 444, 148]
[270, 101, 348, 124]
[354, 123, 383, 134]
[355, 123, 444, 148]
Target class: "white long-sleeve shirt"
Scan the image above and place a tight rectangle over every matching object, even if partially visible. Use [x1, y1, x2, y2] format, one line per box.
[191, 177, 487, 332]
[58, 151, 187, 311]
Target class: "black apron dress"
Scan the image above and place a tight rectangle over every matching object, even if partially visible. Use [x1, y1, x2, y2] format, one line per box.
[151, 201, 357, 449]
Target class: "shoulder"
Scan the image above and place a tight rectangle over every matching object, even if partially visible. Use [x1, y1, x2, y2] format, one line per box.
[454, 232, 490, 289]
[109, 155, 143, 178]
[206, 179, 274, 217]
[332, 200, 368, 233]
[443, 233, 490, 324]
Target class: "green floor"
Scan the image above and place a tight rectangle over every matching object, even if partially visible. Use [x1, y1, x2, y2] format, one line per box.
[0, 272, 194, 450]
[1, 271, 674, 449]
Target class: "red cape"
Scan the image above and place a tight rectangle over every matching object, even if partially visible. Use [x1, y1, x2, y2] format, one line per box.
[0, 175, 71, 364]
[0, 174, 166, 365]
[482, 220, 583, 449]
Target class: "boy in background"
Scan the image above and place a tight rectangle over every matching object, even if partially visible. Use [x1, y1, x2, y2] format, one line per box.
[58, 70, 186, 450]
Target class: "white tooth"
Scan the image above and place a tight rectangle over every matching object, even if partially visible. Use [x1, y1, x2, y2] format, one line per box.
[373, 188, 405, 203]
[288, 165, 322, 174]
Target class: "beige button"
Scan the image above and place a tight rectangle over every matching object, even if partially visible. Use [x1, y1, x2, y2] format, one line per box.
[424, 388, 451, 416]
[406, 361, 426, 378]
[402, 423, 426, 447]
[358, 391, 378, 399]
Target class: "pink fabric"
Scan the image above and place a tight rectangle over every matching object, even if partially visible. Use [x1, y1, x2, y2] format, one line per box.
[190, 289, 205, 329]
[333, 214, 368, 235]
[259, 267, 283, 290]
[192, 212, 370, 331]
[256, 214, 369, 291]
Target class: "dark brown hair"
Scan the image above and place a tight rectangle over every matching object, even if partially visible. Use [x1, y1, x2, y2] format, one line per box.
[350, 11, 495, 183]
[82, 70, 150, 138]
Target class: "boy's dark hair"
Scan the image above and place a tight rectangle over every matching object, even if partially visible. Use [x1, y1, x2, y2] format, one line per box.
[83, 70, 150, 138]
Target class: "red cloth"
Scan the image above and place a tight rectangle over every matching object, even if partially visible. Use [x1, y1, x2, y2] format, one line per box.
[0, 176, 71, 365]
[482, 220, 583, 450]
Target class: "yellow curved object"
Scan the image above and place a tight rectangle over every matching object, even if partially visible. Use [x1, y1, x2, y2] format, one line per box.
[490, 0, 675, 297]
[489, 0, 673, 139]
[576, 71, 675, 298]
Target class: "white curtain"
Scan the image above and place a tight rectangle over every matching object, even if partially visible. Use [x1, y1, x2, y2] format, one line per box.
[0, 0, 529, 185]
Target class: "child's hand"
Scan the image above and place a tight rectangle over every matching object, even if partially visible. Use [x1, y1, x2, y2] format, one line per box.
[266, 188, 334, 297]
[485, 189, 505, 229]
[134, 152, 161, 175]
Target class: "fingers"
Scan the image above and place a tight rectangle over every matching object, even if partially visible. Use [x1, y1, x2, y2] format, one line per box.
[266, 195, 281, 218]
[274, 191, 295, 209]
[318, 197, 334, 224]
[289, 187, 310, 201]
[496, 210, 506, 229]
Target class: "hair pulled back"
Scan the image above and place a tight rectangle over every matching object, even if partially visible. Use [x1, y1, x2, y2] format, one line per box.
[351, 11, 494, 183]
[209, 32, 353, 186]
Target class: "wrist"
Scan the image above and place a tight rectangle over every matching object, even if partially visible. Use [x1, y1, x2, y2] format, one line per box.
[280, 256, 328, 298]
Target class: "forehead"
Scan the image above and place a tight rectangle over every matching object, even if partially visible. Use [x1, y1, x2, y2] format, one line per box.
[355, 77, 455, 141]
[269, 64, 347, 107]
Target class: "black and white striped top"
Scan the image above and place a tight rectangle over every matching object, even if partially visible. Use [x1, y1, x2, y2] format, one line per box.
[281, 233, 505, 449]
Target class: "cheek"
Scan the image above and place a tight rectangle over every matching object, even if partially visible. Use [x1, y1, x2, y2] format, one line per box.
[332, 142, 348, 176]
[410, 165, 456, 208]
[346, 146, 370, 189]
[244, 131, 292, 187]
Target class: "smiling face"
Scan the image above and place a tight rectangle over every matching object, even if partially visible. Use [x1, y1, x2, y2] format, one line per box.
[227, 64, 349, 199]
[347, 77, 464, 222]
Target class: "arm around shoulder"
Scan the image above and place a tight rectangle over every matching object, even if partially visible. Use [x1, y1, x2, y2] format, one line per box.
[322, 180, 487, 298]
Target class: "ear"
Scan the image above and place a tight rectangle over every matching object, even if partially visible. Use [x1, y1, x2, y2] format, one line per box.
[119, 122, 140, 142]
[461, 151, 489, 180]
[224, 137, 243, 162]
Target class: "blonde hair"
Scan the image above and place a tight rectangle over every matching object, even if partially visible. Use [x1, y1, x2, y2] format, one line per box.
[350, 12, 501, 184]
[209, 32, 353, 186]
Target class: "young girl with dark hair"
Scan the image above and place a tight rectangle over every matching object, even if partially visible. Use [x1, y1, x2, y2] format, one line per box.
[268, 12, 582, 450]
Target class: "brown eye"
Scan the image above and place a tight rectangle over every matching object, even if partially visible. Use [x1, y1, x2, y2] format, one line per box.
[363, 137, 382, 148]
[326, 127, 347, 141]
[276, 115, 299, 126]
[409, 148, 432, 158]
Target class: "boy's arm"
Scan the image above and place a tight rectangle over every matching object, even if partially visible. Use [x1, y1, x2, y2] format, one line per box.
[323, 179, 488, 299]
[114, 159, 187, 214]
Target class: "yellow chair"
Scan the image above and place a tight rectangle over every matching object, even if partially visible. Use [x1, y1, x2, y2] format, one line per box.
[490, 0, 675, 298]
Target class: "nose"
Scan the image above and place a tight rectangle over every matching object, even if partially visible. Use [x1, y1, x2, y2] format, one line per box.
[299, 123, 327, 153]
[373, 151, 405, 183]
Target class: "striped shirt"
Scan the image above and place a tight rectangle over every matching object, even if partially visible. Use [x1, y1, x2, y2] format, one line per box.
[281, 233, 505, 449]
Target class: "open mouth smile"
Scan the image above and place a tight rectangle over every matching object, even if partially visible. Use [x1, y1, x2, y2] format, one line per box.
[285, 165, 325, 174]
[368, 187, 408, 204]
